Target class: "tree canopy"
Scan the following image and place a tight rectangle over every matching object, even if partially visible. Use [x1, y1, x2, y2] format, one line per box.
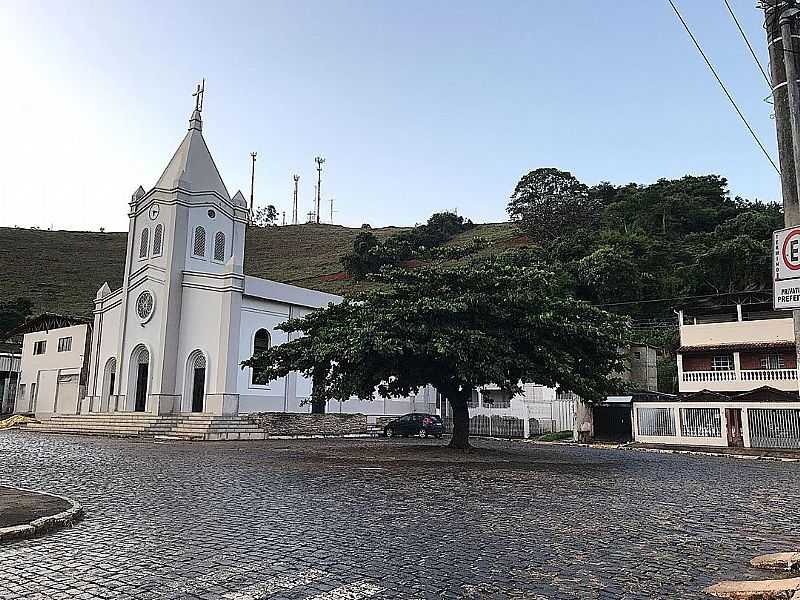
[341, 212, 474, 278]
[244, 252, 628, 448]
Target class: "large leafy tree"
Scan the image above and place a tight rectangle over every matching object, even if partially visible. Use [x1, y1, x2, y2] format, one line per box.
[244, 253, 628, 449]
[507, 168, 600, 247]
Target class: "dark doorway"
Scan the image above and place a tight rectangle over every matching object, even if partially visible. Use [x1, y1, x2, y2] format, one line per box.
[593, 404, 632, 442]
[109, 372, 115, 399]
[192, 367, 205, 413]
[726, 408, 744, 447]
[134, 363, 148, 412]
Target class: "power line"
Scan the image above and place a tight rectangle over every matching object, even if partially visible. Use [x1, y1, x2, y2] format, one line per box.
[723, 0, 772, 86]
[667, 0, 781, 175]
[597, 289, 771, 308]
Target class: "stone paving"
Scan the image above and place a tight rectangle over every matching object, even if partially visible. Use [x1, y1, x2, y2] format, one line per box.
[0, 432, 798, 599]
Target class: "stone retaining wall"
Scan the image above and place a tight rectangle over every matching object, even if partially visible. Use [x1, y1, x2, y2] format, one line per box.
[246, 412, 368, 437]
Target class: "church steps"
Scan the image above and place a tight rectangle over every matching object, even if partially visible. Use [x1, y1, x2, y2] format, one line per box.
[16, 413, 298, 441]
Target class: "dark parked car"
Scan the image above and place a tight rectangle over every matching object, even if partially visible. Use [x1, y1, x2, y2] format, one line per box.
[384, 413, 444, 438]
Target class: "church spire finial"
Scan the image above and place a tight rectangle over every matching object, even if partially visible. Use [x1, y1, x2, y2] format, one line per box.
[189, 79, 205, 132]
[192, 78, 205, 112]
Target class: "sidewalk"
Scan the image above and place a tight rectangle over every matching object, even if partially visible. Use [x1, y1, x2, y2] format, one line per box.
[625, 442, 800, 461]
[0, 486, 83, 542]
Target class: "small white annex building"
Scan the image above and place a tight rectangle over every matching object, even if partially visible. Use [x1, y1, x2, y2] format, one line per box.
[66, 95, 434, 420]
[14, 318, 90, 417]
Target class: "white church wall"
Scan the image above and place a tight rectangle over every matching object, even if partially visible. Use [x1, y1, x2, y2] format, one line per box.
[185, 205, 235, 274]
[174, 285, 229, 412]
[237, 297, 293, 413]
[119, 275, 167, 412]
[87, 297, 122, 412]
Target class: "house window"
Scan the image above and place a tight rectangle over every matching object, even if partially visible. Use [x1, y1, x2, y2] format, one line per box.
[139, 228, 149, 259]
[57, 337, 72, 352]
[213, 231, 225, 262]
[760, 354, 786, 370]
[711, 354, 734, 371]
[251, 329, 271, 385]
[152, 224, 164, 256]
[33, 340, 46, 355]
[193, 226, 206, 257]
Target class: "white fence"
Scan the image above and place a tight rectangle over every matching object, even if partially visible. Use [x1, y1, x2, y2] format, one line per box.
[443, 415, 525, 438]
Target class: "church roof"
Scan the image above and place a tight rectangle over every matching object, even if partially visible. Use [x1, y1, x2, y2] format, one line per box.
[153, 109, 231, 200]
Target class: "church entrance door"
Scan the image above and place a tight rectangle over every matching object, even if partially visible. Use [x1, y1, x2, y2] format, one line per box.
[134, 363, 148, 412]
[192, 367, 205, 413]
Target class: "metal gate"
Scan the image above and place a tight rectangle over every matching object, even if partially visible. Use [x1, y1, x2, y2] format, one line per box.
[748, 408, 800, 449]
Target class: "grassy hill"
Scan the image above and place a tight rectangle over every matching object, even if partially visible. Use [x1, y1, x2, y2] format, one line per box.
[0, 223, 516, 317]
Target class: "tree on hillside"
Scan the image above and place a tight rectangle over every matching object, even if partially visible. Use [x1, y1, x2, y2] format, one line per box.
[507, 168, 599, 247]
[341, 211, 474, 279]
[0, 298, 33, 340]
[244, 252, 627, 448]
[341, 229, 383, 279]
[252, 204, 279, 227]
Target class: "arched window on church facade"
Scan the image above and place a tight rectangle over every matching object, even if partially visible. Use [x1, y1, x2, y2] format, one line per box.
[193, 226, 206, 258]
[213, 231, 225, 262]
[139, 228, 149, 259]
[251, 329, 271, 385]
[152, 224, 164, 257]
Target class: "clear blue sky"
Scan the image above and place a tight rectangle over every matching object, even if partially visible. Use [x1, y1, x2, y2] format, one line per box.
[0, 0, 782, 231]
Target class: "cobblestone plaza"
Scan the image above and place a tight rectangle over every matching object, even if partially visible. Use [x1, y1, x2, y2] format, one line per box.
[1, 433, 798, 599]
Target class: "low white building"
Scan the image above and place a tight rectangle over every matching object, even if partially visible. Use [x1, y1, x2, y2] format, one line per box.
[13, 316, 91, 417]
[439, 384, 576, 439]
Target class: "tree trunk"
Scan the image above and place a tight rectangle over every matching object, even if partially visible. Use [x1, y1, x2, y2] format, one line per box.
[448, 392, 471, 450]
[310, 367, 326, 414]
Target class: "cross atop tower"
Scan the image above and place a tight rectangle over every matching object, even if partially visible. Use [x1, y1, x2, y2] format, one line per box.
[192, 79, 205, 112]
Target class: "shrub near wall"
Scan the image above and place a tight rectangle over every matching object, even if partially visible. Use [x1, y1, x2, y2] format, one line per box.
[246, 412, 367, 437]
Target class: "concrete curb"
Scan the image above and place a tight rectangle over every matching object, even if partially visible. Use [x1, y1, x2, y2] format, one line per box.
[0, 486, 84, 544]
[619, 445, 800, 463]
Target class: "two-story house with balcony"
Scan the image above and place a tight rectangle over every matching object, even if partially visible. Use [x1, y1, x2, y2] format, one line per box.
[632, 301, 800, 450]
[677, 304, 797, 394]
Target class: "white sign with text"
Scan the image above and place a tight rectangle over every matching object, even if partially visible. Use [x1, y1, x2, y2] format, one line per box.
[773, 227, 800, 309]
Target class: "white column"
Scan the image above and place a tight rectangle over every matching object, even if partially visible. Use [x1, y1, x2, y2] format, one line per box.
[736, 304, 743, 322]
[676, 353, 684, 392]
[734, 352, 742, 380]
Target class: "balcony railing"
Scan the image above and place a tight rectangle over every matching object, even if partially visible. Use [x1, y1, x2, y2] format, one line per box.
[740, 369, 798, 382]
[682, 369, 798, 383]
[682, 370, 737, 382]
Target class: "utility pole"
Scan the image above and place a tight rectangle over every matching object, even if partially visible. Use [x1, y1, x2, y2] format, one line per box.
[282, 211, 286, 226]
[329, 197, 335, 223]
[763, 1, 800, 385]
[249, 152, 257, 215]
[315, 156, 325, 224]
[292, 174, 300, 225]
[306, 210, 315, 224]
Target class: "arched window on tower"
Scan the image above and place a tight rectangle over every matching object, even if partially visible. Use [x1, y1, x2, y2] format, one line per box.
[139, 228, 149, 259]
[251, 329, 271, 385]
[193, 226, 206, 258]
[213, 231, 226, 262]
[152, 224, 164, 257]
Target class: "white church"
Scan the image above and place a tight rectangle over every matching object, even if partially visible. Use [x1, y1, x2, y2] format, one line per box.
[14, 90, 435, 422]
